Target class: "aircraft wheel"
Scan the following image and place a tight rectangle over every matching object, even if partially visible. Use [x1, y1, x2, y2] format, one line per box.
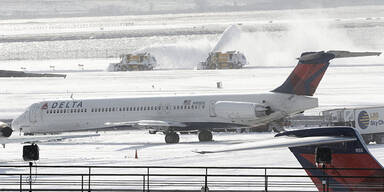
[362, 135, 372, 144]
[374, 134, 384, 144]
[165, 132, 179, 144]
[198, 130, 213, 142]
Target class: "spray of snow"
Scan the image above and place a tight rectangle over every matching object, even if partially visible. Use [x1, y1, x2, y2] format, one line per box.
[211, 24, 242, 52]
[218, 14, 383, 66]
[136, 13, 383, 69]
[136, 38, 213, 69]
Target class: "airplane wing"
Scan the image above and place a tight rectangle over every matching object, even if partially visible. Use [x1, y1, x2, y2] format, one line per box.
[105, 120, 187, 129]
[0, 133, 99, 145]
[196, 135, 356, 154]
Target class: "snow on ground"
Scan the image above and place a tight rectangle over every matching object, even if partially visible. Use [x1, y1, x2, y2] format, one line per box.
[0, 131, 315, 191]
[0, 58, 117, 72]
[1, 62, 384, 172]
[0, 5, 383, 190]
[0, 129, 383, 191]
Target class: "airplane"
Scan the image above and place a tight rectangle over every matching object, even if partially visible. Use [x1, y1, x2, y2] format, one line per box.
[11, 50, 381, 144]
[197, 126, 384, 191]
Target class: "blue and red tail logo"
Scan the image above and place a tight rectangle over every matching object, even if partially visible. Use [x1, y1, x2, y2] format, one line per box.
[272, 52, 334, 96]
[279, 128, 384, 191]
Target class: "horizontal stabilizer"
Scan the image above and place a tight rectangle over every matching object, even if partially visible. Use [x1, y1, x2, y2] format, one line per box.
[298, 50, 381, 61]
[327, 50, 381, 58]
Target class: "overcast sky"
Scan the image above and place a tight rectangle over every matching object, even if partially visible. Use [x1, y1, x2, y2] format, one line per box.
[1, 0, 383, 19]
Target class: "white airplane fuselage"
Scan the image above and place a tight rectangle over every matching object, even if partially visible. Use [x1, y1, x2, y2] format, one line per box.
[12, 92, 317, 134]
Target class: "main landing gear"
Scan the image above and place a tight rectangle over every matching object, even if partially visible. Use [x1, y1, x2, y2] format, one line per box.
[165, 131, 180, 144]
[198, 130, 213, 142]
[164, 130, 213, 143]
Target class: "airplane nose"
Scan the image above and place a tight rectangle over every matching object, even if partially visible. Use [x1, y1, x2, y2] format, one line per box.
[11, 117, 20, 131]
[12, 113, 25, 132]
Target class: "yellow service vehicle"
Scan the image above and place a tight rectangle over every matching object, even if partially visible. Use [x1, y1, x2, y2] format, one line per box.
[198, 51, 247, 70]
[108, 52, 157, 71]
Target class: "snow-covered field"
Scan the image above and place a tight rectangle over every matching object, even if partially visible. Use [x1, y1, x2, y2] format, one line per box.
[0, 5, 384, 190]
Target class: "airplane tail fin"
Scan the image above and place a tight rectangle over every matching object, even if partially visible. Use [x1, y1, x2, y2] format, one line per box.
[272, 51, 381, 96]
[276, 127, 384, 191]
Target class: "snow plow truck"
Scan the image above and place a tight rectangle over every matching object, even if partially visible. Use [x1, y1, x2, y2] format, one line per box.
[198, 51, 247, 70]
[108, 53, 157, 71]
